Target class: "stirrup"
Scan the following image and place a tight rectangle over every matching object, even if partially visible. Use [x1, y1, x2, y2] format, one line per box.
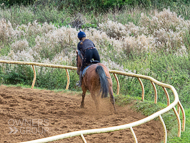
[76, 81, 81, 87]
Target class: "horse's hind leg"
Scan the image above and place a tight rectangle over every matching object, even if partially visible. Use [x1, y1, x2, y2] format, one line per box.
[109, 86, 116, 111]
[80, 86, 87, 108]
[91, 90, 99, 111]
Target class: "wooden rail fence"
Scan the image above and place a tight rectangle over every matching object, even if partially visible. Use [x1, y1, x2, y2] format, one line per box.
[0, 60, 186, 143]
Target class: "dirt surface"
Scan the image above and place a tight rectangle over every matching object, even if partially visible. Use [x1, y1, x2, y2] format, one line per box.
[0, 85, 164, 143]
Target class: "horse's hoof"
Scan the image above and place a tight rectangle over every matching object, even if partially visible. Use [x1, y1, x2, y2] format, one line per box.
[114, 109, 118, 114]
[112, 107, 117, 114]
[80, 105, 84, 108]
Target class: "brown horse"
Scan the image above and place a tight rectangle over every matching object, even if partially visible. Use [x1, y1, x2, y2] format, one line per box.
[76, 50, 116, 111]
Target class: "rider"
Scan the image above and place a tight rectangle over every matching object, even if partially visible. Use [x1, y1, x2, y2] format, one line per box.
[77, 31, 100, 87]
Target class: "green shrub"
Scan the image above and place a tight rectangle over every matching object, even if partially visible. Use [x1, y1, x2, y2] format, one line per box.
[0, 0, 35, 7]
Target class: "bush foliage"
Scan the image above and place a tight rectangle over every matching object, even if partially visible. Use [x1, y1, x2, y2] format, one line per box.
[1, 0, 190, 12]
[0, 0, 35, 6]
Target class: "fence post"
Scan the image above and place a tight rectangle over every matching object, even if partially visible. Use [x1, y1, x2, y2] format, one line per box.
[65, 69, 70, 90]
[31, 65, 36, 89]
[138, 78, 144, 101]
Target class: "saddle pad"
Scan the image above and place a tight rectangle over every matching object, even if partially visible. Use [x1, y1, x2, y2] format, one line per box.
[82, 65, 90, 77]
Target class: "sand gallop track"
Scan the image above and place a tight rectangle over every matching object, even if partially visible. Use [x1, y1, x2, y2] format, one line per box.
[0, 85, 164, 143]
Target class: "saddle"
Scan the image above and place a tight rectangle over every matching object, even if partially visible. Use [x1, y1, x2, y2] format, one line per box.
[90, 59, 99, 64]
[82, 60, 100, 77]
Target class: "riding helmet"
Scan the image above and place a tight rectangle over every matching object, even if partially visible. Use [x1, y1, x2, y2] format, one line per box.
[78, 31, 86, 39]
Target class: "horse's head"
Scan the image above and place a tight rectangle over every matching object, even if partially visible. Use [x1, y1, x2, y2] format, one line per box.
[76, 50, 82, 75]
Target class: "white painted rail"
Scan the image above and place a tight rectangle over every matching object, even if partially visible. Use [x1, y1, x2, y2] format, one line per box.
[0, 60, 186, 143]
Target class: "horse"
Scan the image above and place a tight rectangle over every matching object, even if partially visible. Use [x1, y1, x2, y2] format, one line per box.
[76, 50, 116, 111]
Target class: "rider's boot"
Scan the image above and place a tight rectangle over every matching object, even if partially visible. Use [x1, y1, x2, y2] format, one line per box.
[76, 71, 82, 87]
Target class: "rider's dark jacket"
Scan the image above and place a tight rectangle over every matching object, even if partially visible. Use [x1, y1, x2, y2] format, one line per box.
[77, 39, 100, 71]
[77, 39, 95, 56]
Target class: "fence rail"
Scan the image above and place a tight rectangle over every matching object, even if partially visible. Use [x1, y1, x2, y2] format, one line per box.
[0, 60, 186, 143]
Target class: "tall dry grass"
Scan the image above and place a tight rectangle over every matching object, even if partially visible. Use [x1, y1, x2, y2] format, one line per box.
[0, 8, 189, 73]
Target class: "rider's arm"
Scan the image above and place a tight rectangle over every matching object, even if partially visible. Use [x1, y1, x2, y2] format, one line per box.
[77, 42, 81, 50]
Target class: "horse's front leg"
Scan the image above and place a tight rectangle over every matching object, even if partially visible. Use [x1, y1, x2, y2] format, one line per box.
[80, 87, 87, 108]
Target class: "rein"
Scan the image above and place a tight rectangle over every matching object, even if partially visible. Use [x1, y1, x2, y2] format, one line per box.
[78, 50, 83, 60]
[77, 50, 83, 68]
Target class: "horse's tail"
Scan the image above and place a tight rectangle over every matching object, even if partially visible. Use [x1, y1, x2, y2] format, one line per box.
[95, 65, 108, 98]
